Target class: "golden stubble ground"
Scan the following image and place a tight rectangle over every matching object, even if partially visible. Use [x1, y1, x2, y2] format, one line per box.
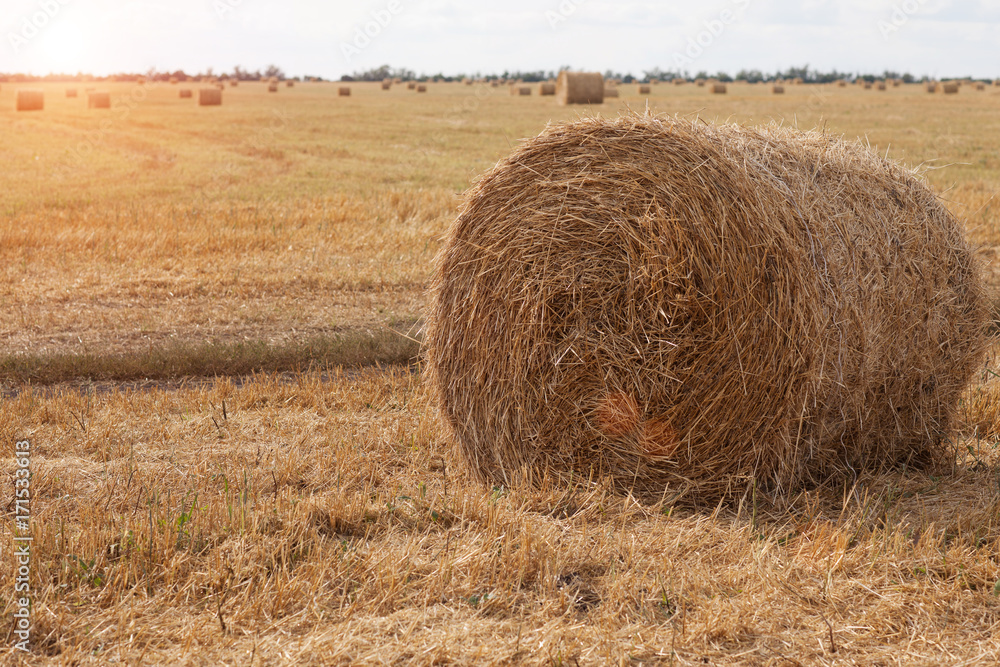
[1, 80, 1000, 664]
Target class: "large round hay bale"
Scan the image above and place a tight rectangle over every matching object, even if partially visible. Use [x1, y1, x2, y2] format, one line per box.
[539, 82, 556, 96]
[16, 90, 44, 111]
[87, 91, 111, 109]
[426, 115, 987, 500]
[711, 83, 727, 94]
[338, 86, 351, 96]
[942, 82, 959, 94]
[179, 89, 193, 98]
[772, 85, 785, 94]
[557, 71, 604, 105]
[638, 85, 651, 95]
[198, 88, 222, 106]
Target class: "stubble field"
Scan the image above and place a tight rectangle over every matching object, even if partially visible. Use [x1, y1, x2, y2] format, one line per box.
[2, 79, 1000, 665]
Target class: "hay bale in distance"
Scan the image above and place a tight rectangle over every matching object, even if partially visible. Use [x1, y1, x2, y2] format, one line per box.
[427, 115, 987, 501]
[16, 90, 44, 111]
[66, 88, 78, 98]
[942, 82, 959, 94]
[604, 87, 620, 98]
[876, 81, 887, 90]
[416, 84, 428, 93]
[87, 91, 111, 109]
[179, 89, 193, 98]
[837, 80, 847, 87]
[772, 85, 785, 94]
[267, 83, 278, 92]
[381, 80, 392, 90]
[407, 81, 416, 90]
[286, 80, 294, 87]
[229, 79, 239, 87]
[338, 86, 351, 96]
[926, 82, 938, 93]
[863, 82, 873, 90]
[510, 86, 531, 96]
[975, 82, 986, 91]
[198, 88, 222, 106]
[638, 85, 651, 95]
[539, 82, 556, 96]
[557, 71, 604, 105]
[711, 83, 727, 94]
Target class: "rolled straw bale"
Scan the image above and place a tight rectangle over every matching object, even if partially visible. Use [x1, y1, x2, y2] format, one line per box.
[381, 80, 392, 90]
[837, 80, 847, 87]
[169, 77, 178, 84]
[863, 82, 873, 90]
[876, 81, 887, 90]
[286, 80, 294, 87]
[416, 84, 427, 92]
[976, 82, 985, 91]
[711, 83, 727, 94]
[638, 85, 651, 94]
[892, 79, 902, 87]
[772, 85, 785, 94]
[268, 83, 279, 92]
[539, 82, 556, 96]
[695, 78, 706, 87]
[994, 79, 1000, 86]
[198, 88, 222, 106]
[557, 71, 604, 105]
[66, 88, 78, 98]
[338, 86, 351, 96]
[216, 83, 225, 90]
[942, 82, 959, 94]
[673, 78, 685, 85]
[393, 77, 402, 84]
[926, 82, 938, 93]
[514, 86, 531, 96]
[407, 81, 416, 90]
[427, 115, 987, 500]
[603, 87, 620, 98]
[230, 79, 239, 87]
[16, 90, 44, 111]
[179, 89, 193, 98]
[87, 91, 111, 108]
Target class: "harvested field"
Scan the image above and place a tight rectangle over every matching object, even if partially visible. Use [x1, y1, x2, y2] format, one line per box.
[2, 80, 1000, 665]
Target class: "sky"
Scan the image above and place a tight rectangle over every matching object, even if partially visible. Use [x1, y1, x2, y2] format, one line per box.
[2, 0, 999, 79]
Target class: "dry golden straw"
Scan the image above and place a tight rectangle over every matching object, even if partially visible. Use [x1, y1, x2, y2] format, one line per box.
[510, 85, 531, 96]
[179, 89, 193, 98]
[15, 90, 44, 111]
[772, 85, 785, 94]
[268, 83, 279, 92]
[638, 84, 651, 94]
[407, 81, 416, 90]
[338, 86, 351, 96]
[539, 82, 556, 96]
[198, 88, 222, 106]
[943, 82, 959, 94]
[712, 83, 727, 93]
[604, 87, 620, 98]
[426, 114, 988, 501]
[87, 91, 111, 109]
[416, 84, 427, 92]
[557, 71, 604, 105]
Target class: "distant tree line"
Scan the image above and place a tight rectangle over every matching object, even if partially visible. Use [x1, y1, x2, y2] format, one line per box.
[0, 64, 988, 85]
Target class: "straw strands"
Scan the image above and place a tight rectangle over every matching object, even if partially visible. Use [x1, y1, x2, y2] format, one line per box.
[426, 114, 987, 501]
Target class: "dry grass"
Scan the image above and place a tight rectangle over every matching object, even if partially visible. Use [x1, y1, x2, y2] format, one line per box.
[2, 368, 1000, 664]
[16, 89, 44, 111]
